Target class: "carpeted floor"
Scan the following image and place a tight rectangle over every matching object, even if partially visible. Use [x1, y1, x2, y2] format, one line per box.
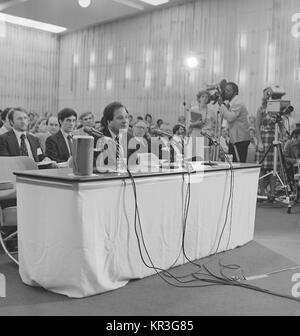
[1, 205, 300, 316]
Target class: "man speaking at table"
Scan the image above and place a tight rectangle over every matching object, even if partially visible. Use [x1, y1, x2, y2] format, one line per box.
[95, 102, 136, 171]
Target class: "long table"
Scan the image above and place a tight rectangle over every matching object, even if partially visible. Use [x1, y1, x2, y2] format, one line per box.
[15, 163, 260, 298]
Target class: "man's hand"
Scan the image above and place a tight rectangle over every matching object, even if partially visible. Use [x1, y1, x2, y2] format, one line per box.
[258, 142, 264, 152]
[217, 96, 224, 106]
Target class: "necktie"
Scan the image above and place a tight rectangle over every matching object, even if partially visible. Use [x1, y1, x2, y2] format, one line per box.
[115, 135, 120, 160]
[20, 134, 29, 156]
[67, 135, 73, 155]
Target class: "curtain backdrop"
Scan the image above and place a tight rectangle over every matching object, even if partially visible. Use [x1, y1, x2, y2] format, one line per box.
[0, 23, 59, 115]
[58, 0, 300, 123]
[2, 0, 300, 124]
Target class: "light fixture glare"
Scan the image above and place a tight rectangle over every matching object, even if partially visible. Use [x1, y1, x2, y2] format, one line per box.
[78, 0, 91, 8]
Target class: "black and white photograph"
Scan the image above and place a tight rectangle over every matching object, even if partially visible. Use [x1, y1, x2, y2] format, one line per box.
[1, 0, 300, 319]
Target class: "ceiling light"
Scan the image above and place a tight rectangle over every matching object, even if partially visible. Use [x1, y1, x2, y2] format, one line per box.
[78, 0, 91, 8]
[138, 0, 169, 5]
[185, 56, 199, 70]
[0, 13, 66, 33]
[112, 0, 144, 10]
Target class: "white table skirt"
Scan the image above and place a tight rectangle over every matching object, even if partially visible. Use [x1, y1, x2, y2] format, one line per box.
[17, 167, 259, 297]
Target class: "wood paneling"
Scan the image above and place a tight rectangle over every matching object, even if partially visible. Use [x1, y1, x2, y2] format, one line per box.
[0, 22, 59, 115]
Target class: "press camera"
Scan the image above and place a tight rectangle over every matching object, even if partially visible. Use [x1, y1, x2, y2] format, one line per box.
[206, 79, 228, 104]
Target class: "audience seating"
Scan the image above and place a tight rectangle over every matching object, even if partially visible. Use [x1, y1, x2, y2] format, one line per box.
[0, 156, 38, 264]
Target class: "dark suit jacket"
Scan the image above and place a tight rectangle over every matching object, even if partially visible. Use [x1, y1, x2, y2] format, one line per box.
[45, 130, 70, 163]
[101, 127, 137, 160]
[0, 129, 44, 162]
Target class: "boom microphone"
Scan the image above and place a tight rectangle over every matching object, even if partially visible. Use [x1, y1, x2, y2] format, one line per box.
[83, 126, 104, 138]
[152, 128, 172, 138]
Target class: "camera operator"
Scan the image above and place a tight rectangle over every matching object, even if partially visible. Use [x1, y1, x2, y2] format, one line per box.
[283, 127, 300, 181]
[218, 82, 250, 162]
[281, 106, 296, 142]
[255, 88, 284, 198]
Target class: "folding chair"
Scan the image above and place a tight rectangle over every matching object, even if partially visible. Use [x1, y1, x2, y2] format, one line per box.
[0, 156, 38, 264]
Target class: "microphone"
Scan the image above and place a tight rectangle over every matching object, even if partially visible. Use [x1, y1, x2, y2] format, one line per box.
[200, 131, 219, 145]
[152, 128, 172, 138]
[83, 126, 104, 138]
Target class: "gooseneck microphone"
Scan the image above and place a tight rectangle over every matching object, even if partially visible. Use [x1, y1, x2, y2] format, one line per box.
[83, 126, 104, 138]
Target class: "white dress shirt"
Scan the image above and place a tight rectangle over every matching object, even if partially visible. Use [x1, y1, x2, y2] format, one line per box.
[61, 130, 73, 155]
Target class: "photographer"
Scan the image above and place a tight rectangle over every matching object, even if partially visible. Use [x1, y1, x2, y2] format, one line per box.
[282, 106, 296, 143]
[283, 127, 300, 180]
[189, 90, 216, 160]
[218, 82, 250, 162]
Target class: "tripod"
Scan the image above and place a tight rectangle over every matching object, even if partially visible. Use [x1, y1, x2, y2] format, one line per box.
[257, 120, 296, 213]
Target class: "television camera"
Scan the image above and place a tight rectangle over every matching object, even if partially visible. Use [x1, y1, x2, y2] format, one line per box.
[264, 85, 294, 122]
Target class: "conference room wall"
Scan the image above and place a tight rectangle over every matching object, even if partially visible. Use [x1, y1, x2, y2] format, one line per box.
[0, 22, 59, 116]
[58, 0, 300, 124]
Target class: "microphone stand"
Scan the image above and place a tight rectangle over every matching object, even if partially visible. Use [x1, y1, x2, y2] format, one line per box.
[200, 131, 233, 167]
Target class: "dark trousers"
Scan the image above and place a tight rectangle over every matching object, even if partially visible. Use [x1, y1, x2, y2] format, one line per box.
[228, 141, 250, 163]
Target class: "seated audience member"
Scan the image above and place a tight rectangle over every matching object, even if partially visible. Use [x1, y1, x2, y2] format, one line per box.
[47, 116, 60, 135]
[45, 108, 77, 163]
[148, 124, 157, 138]
[31, 118, 48, 134]
[33, 116, 59, 152]
[131, 120, 150, 154]
[128, 114, 134, 128]
[31, 117, 49, 152]
[170, 124, 186, 161]
[28, 112, 39, 132]
[145, 114, 153, 128]
[0, 108, 13, 135]
[156, 119, 163, 129]
[0, 108, 49, 163]
[94, 120, 104, 132]
[283, 128, 300, 179]
[73, 111, 95, 136]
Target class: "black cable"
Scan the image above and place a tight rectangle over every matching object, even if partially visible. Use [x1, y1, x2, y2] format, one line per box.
[125, 165, 221, 288]
[122, 141, 300, 303]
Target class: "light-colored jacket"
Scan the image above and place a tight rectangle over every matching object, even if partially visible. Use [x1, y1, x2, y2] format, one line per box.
[220, 95, 250, 144]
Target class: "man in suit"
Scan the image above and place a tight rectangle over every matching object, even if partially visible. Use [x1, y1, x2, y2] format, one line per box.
[45, 108, 77, 163]
[0, 108, 46, 162]
[95, 102, 135, 171]
[131, 120, 151, 153]
[47, 116, 60, 136]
